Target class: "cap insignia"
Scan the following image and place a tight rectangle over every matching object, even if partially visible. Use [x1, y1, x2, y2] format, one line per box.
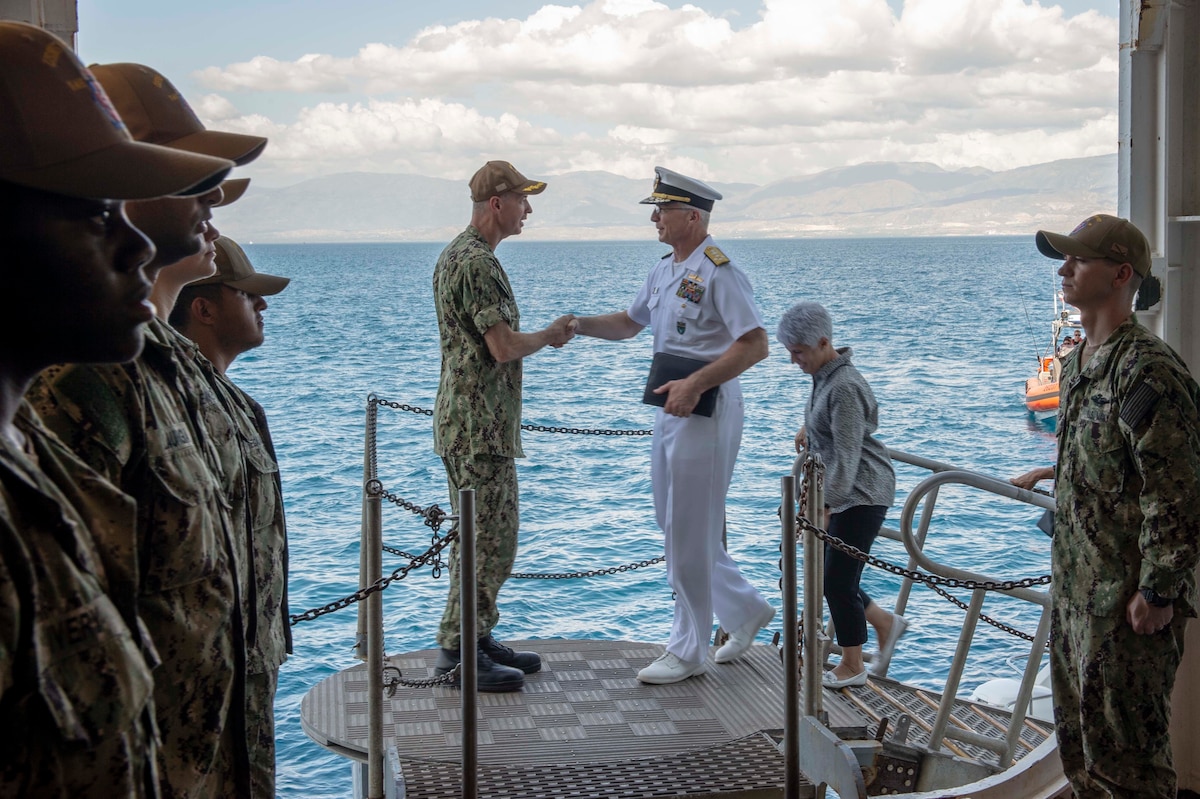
[41, 42, 62, 67]
[80, 67, 128, 132]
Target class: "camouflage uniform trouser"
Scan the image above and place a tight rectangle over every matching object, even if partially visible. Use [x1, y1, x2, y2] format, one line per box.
[1050, 601, 1188, 799]
[246, 668, 279, 799]
[436, 454, 519, 650]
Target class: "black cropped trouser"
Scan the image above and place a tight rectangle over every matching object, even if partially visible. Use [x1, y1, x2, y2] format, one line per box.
[824, 504, 888, 647]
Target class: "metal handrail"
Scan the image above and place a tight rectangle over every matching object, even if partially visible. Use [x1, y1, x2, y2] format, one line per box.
[894, 460, 1053, 768]
[898, 469, 1053, 606]
[795, 446, 1057, 770]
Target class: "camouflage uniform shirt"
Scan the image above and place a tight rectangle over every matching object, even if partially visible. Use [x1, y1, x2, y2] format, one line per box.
[1, 402, 158, 798]
[1053, 317, 1200, 616]
[211, 372, 290, 673]
[206, 371, 289, 799]
[433, 226, 524, 459]
[28, 317, 250, 798]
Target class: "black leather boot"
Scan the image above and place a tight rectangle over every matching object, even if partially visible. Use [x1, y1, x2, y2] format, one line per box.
[434, 647, 525, 692]
[478, 635, 542, 674]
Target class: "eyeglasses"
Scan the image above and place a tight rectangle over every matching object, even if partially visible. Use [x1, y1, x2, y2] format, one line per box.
[653, 205, 690, 214]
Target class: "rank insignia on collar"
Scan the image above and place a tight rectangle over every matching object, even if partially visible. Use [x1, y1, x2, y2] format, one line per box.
[704, 246, 729, 266]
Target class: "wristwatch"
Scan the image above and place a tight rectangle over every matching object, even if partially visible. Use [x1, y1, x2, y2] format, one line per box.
[1140, 587, 1173, 608]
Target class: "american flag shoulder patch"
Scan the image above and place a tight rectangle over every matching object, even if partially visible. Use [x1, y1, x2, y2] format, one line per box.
[1120, 381, 1160, 429]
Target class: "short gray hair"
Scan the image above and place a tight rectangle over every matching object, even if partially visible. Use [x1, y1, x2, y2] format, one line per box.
[776, 301, 832, 348]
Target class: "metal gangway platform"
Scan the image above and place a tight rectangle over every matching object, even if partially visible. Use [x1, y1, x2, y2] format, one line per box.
[300, 637, 1054, 798]
[297, 397, 1066, 798]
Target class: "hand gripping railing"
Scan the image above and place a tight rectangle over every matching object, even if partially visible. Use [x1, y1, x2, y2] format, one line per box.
[896, 466, 1055, 768]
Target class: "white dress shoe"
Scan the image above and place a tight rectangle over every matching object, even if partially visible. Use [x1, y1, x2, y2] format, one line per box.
[870, 613, 908, 676]
[822, 667, 869, 689]
[637, 653, 707, 684]
[714, 604, 776, 664]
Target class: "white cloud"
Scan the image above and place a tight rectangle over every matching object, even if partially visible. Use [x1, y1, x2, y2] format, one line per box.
[194, 0, 1119, 186]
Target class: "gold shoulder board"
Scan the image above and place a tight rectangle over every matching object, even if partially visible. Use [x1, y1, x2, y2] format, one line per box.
[704, 246, 730, 266]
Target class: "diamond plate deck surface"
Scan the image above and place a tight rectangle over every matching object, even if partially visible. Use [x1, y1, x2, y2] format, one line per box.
[301, 639, 1051, 797]
[301, 639, 844, 797]
[302, 639, 862, 762]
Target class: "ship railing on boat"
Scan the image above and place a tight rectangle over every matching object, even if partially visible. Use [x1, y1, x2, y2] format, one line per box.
[790, 448, 1060, 797]
[299, 395, 1065, 798]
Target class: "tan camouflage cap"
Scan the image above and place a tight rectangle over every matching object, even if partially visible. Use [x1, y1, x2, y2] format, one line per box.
[1036, 214, 1152, 278]
[469, 161, 547, 202]
[0, 22, 233, 199]
[90, 62, 268, 165]
[189, 236, 290, 296]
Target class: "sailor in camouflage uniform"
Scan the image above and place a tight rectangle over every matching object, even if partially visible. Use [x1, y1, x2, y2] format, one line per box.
[28, 61, 268, 798]
[573, 168, 774, 685]
[1036, 214, 1200, 799]
[171, 235, 294, 799]
[0, 22, 233, 797]
[431, 162, 576, 691]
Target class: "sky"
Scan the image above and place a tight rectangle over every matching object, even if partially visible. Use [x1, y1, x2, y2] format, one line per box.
[76, 0, 1120, 188]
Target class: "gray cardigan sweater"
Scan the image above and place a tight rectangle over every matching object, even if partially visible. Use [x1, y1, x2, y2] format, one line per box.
[805, 347, 896, 513]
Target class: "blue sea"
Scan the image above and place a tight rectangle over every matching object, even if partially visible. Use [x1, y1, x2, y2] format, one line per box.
[227, 236, 1062, 798]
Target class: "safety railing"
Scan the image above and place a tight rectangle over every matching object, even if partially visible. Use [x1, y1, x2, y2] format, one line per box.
[791, 447, 1056, 771]
[338, 398, 1058, 796]
[895, 462, 1053, 768]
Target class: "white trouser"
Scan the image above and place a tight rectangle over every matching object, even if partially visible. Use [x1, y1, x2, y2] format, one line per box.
[652, 379, 770, 664]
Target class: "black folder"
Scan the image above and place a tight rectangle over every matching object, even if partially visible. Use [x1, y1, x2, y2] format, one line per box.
[642, 352, 719, 417]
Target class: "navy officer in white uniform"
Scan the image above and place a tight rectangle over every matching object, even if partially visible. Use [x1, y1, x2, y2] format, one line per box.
[572, 167, 775, 684]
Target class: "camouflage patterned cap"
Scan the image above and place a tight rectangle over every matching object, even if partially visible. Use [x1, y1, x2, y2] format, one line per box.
[469, 161, 547, 202]
[1036, 214, 1152, 278]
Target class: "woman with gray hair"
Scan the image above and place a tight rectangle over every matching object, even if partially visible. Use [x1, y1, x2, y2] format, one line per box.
[778, 302, 905, 687]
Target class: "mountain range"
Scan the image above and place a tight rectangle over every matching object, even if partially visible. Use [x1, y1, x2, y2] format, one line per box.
[216, 154, 1117, 243]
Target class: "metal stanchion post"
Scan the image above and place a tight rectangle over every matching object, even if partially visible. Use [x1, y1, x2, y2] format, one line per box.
[460, 489, 478, 799]
[356, 399, 376, 661]
[803, 457, 824, 721]
[782, 475, 800, 799]
[365, 484, 383, 798]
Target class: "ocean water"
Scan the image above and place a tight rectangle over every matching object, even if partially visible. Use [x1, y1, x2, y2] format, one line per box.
[228, 236, 1062, 798]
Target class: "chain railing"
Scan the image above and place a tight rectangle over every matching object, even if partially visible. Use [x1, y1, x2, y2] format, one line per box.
[289, 520, 459, 626]
[511, 556, 665, 579]
[383, 663, 462, 693]
[370, 395, 653, 437]
[801, 516, 1049, 642]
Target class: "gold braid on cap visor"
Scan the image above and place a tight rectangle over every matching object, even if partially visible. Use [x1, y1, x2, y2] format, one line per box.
[648, 192, 694, 204]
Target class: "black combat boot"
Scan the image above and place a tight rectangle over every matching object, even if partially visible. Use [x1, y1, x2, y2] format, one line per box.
[478, 635, 542, 674]
[434, 647, 525, 692]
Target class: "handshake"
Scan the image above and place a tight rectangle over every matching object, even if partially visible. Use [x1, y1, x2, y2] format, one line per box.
[546, 314, 581, 349]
